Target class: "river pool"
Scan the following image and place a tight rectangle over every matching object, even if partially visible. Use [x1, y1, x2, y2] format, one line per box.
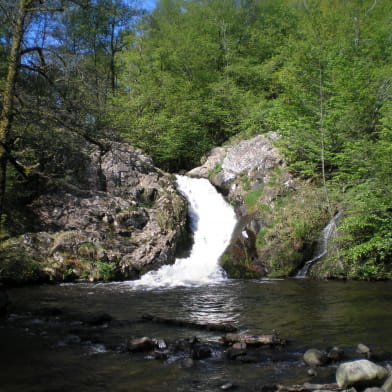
[1, 278, 391, 391]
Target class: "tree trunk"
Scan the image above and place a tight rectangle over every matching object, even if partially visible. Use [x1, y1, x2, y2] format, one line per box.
[0, 0, 30, 219]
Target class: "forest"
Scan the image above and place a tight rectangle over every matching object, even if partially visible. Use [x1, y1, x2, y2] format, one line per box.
[0, 0, 391, 279]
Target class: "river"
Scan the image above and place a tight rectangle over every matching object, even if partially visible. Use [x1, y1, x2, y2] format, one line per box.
[1, 279, 392, 391]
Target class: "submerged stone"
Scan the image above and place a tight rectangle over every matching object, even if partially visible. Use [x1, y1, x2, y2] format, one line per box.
[303, 349, 328, 367]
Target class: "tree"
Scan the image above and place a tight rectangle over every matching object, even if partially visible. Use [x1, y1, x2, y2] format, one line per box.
[0, 0, 138, 226]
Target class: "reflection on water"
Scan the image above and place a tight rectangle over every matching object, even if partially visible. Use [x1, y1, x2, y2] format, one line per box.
[1, 279, 392, 391]
[180, 285, 241, 325]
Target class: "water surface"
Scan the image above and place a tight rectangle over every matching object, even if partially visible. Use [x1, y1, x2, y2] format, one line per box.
[1, 279, 392, 391]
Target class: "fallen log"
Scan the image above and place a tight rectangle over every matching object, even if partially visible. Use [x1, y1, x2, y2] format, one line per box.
[222, 333, 286, 346]
[276, 383, 341, 392]
[141, 314, 238, 332]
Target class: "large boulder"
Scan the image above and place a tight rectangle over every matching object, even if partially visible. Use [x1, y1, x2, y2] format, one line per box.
[0, 142, 188, 283]
[336, 359, 388, 388]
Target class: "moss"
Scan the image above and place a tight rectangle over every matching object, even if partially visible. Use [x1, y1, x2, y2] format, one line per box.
[0, 242, 42, 283]
[78, 242, 102, 261]
[208, 163, 222, 178]
[220, 252, 264, 279]
[241, 177, 331, 277]
[244, 187, 264, 212]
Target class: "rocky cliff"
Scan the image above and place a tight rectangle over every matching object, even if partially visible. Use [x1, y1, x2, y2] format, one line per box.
[189, 133, 330, 278]
[0, 142, 188, 284]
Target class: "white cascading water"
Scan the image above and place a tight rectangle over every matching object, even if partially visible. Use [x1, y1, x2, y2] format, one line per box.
[296, 211, 342, 278]
[131, 175, 237, 289]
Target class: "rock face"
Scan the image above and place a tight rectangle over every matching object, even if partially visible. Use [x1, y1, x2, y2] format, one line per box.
[336, 359, 388, 388]
[189, 133, 284, 199]
[0, 142, 188, 283]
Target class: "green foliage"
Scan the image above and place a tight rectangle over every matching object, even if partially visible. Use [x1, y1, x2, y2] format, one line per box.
[93, 260, 117, 281]
[331, 182, 392, 280]
[242, 177, 330, 277]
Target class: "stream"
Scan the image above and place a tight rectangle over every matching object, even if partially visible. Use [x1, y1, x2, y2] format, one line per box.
[1, 279, 392, 391]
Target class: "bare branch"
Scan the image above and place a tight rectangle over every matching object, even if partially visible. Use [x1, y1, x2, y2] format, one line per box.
[19, 64, 54, 85]
[366, 0, 379, 14]
[26, 7, 64, 13]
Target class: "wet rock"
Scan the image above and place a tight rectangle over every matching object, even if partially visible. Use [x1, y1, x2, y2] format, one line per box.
[222, 333, 286, 346]
[152, 350, 169, 360]
[153, 338, 167, 350]
[363, 388, 383, 392]
[303, 349, 328, 367]
[126, 337, 156, 353]
[180, 356, 195, 368]
[383, 375, 392, 392]
[236, 354, 258, 363]
[336, 359, 388, 388]
[227, 348, 247, 360]
[357, 344, 371, 359]
[220, 382, 234, 390]
[328, 346, 345, 362]
[190, 344, 212, 360]
[232, 342, 247, 350]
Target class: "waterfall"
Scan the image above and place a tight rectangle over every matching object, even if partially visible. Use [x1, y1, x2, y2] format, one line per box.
[295, 211, 342, 278]
[131, 175, 237, 289]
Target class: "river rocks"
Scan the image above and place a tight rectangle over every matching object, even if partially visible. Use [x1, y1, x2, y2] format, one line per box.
[336, 359, 388, 388]
[190, 344, 212, 360]
[222, 333, 286, 346]
[0, 142, 188, 283]
[127, 337, 157, 353]
[382, 375, 392, 392]
[303, 349, 328, 367]
[357, 344, 372, 359]
[328, 347, 345, 362]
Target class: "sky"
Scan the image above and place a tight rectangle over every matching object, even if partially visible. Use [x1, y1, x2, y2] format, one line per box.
[140, 0, 158, 11]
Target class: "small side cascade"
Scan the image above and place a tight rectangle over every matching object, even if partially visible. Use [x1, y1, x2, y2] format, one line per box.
[295, 211, 342, 278]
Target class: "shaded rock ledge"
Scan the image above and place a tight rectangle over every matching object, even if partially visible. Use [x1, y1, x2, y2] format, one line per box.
[0, 142, 188, 284]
